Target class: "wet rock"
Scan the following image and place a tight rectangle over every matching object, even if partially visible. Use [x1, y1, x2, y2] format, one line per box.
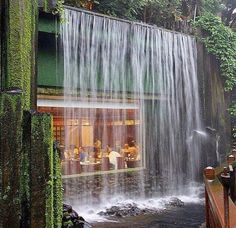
[199, 222, 206, 228]
[62, 203, 85, 228]
[63, 204, 72, 213]
[98, 203, 156, 218]
[167, 197, 184, 207]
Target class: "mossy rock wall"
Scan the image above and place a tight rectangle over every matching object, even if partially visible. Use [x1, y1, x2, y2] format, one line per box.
[0, 91, 23, 228]
[5, 0, 37, 110]
[197, 42, 231, 165]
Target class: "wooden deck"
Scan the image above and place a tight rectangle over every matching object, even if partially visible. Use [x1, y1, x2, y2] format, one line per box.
[204, 158, 236, 228]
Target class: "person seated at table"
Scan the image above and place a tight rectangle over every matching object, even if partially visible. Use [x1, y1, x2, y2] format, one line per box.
[127, 140, 139, 160]
[128, 146, 138, 160]
[121, 144, 130, 160]
[101, 144, 111, 157]
[73, 146, 79, 160]
[59, 145, 65, 160]
[79, 147, 88, 162]
[108, 147, 122, 169]
[94, 139, 102, 159]
[64, 149, 73, 160]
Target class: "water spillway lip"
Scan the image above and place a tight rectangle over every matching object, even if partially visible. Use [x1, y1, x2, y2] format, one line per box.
[37, 98, 139, 109]
[64, 5, 194, 38]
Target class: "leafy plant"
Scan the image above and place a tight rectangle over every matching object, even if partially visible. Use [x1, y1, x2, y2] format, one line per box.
[53, 0, 65, 17]
[93, 0, 148, 20]
[229, 102, 236, 116]
[194, 13, 236, 91]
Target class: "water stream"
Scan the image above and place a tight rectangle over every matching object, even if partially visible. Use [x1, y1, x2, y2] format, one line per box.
[61, 7, 203, 220]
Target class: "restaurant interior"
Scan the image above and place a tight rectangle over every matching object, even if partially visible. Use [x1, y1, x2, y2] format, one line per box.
[38, 105, 142, 175]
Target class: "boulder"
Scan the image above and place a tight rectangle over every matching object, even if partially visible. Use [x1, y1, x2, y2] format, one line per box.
[62, 204, 85, 228]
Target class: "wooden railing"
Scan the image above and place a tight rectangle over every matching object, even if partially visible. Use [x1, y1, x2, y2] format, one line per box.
[204, 154, 236, 228]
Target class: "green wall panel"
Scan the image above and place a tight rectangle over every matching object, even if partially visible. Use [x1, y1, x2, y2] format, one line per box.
[38, 32, 64, 87]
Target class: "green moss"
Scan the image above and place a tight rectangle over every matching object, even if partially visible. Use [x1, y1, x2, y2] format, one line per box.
[20, 153, 30, 199]
[31, 113, 54, 227]
[6, 1, 36, 110]
[63, 220, 73, 226]
[45, 116, 54, 228]
[19, 111, 33, 227]
[0, 92, 23, 227]
[53, 144, 63, 228]
[43, 0, 49, 12]
[30, 113, 54, 227]
[46, 180, 54, 228]
[45, 118, 54, 228]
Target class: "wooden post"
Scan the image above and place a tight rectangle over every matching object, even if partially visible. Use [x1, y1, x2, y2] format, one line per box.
[234, 167, 236, 203]
[229, 165, 235, 202]
[204, 166, 215, 181]
[204, 166, 215, 228]
[205, 187, 210, 227]
[221, 167, 230, 228]
[227, 154, 235, 164]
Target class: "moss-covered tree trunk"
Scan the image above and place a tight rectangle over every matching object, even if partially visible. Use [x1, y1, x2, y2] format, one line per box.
[5, 0, 37, 110]
[53, 143, 63, 228]
[1, 1, 63, 227]
[0, 1, 63, 227]
[0, 90, 23, 228]
[30, 113, 54, 228]
[0, 0, 6, 90]
[21, 111, 63, 228]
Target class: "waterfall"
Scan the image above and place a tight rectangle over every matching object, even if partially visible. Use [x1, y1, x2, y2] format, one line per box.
[61, 8, 202, 197]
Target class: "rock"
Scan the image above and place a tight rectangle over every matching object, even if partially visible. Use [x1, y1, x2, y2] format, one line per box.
[70, 211, 79, 220]
[62, 203, 86, 228]
[167, 197, 184, 207]
[98, 203, 154, 218]
[199, 222, 206, 228]
[63, 204, 73, 213]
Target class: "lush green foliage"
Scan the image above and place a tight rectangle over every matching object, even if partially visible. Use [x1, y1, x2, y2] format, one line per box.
[63, 0, 227, 26]
[137, 0, 182, 25]
[92, 0, 184, 25]
[62, 0, 236, 29]
[93, 0, 147, 19]
[194, 13, 236, 91]
[53, 0, 65, 16]
[200, 0, 222, 14]
[229, 102, 236, 116]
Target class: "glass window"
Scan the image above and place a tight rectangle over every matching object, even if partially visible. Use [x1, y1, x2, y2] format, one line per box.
[38, 100, 143, 175]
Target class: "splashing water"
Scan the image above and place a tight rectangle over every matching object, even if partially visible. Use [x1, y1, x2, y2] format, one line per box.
[69, 183, 204, 223]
